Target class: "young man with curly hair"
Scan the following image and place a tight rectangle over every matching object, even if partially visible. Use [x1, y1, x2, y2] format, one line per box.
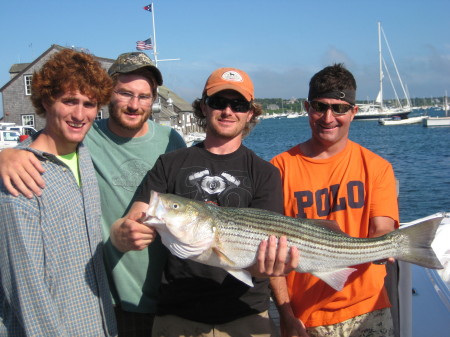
[0, 49, 117, 336]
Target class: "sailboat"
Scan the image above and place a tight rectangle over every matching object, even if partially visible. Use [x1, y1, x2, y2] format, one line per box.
[355, 22, 411, 120]
[423, 92, 450, 127]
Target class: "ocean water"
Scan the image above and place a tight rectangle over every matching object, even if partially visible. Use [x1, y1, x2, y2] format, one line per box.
[244, 109, 450, 222]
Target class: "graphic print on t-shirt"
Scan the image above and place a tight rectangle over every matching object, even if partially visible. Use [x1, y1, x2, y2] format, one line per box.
[182, 167, 252, 207]
[112, 159, 153, 192]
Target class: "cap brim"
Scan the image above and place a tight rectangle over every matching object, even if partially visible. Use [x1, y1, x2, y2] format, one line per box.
[109, 65, 163, 86]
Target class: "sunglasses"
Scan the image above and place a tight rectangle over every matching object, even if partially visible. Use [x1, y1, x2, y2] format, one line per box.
[205, 96, 251, 113]
[308, 101, 354, 115]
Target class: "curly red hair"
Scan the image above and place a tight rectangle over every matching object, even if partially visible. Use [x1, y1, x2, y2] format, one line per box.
[31, 49, 113, 117]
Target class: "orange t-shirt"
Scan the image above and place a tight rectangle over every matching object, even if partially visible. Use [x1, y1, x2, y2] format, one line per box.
[271, 140, 399, 328]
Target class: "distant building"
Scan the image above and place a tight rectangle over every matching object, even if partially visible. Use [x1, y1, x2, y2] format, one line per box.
[267, 104, 280, 110]
[0, 44, 198, 135]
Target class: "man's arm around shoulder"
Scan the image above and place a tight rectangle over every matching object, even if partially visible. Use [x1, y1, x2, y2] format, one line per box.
[0, 148, 45, 198]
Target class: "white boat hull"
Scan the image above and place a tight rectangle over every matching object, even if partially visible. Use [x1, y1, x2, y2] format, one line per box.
[355, 104, 411, 120]
[423, 117, 450, 127]
[379, 116, 428, 125]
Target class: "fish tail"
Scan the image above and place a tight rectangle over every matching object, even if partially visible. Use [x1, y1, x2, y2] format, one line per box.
[394, 216, 443, 269]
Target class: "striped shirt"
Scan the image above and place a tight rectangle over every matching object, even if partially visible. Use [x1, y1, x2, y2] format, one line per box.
[0, 142, 117, 336]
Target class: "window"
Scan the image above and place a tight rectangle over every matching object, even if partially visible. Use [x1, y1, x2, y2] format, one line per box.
[24, 75, 32, 95]
[4, 132, 19, 141]
[21, 114, 35, 127]
[96, 109, 103, 120]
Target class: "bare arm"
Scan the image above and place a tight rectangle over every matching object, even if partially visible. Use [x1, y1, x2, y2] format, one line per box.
[270, 276, 309, 337]
[368, 216, 396, 238]
[0, 148, 45, 198]
[110, 201, 159, 252]
[370, 216, 396, 264]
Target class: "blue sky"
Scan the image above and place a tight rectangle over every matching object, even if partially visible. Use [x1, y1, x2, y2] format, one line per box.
[1, 0, 449, 116]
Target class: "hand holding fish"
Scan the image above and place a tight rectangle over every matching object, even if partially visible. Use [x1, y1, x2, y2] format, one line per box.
[247, 235, 300, 277]
[111, 205, 159, 252]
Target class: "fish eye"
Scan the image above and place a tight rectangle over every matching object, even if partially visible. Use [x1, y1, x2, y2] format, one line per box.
[172, 203, 180, 209]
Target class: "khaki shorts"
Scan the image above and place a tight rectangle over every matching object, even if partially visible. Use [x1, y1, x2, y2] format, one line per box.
[306, 308, 394, 337]
[152, 310, 279, 337]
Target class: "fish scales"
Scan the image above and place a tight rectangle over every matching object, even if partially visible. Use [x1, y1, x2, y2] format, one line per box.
[210, 206, 396, 269]
[145, 191, 443, 290]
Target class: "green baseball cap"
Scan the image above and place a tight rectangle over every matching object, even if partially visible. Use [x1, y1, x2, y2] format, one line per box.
[108, 52, 163, 85]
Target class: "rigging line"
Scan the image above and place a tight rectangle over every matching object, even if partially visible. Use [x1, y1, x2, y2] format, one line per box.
[380, 25, 411, 106]
[382, 56, 402, 107]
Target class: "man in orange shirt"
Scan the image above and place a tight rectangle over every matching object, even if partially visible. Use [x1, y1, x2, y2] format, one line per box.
[270, 63, 399, 337]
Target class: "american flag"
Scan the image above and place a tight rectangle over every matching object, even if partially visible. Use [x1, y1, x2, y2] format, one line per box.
[136, 38, 153, 50]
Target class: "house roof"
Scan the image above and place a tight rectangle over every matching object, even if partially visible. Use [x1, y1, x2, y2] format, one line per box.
[158, 86, 192, 111]
[9, 63, 30, 74]
[1, 45, 67, 92]
[158, 104, 179, 118]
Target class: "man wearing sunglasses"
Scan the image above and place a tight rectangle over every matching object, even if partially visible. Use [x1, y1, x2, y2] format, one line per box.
[111, 67, 299, 337]
[270, 64, 399, 337]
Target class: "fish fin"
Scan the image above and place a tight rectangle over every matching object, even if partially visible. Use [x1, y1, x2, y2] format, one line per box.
[311, 268, 357, 291]
[395, 216, 444, 269]
[226, 268, 254, 287]
[213, 247, 236, 266]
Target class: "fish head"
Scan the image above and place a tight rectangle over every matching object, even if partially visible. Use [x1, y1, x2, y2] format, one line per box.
[144, 191, 215, 259]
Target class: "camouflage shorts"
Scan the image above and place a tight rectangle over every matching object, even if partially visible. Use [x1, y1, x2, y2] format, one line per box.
[306, 308, 394, 337]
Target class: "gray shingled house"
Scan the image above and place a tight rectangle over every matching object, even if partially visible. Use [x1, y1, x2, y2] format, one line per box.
[0, 44, 199, 135]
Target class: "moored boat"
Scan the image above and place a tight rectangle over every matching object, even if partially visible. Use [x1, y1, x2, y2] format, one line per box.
[423, 117, 450, 127]
[379, 115, 428, 125]
[423, 93, 450, 127]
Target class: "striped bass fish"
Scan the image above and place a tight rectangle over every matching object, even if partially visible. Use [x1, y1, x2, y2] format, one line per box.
[144, 191, 443, 291]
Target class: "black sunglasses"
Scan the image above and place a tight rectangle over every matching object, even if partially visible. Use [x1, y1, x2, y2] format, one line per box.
[205, 96, 251, 113]
[308, 101, 354, 115]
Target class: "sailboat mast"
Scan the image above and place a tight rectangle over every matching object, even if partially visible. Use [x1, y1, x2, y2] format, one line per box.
[378, 21, 383, 109]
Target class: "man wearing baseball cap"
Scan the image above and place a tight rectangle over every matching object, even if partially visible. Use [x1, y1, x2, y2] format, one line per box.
[0, 51, 186, 336]
[111, 67, 299, 336]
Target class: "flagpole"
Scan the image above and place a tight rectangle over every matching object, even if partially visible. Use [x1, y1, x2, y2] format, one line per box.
[151, 2, 158, 67]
